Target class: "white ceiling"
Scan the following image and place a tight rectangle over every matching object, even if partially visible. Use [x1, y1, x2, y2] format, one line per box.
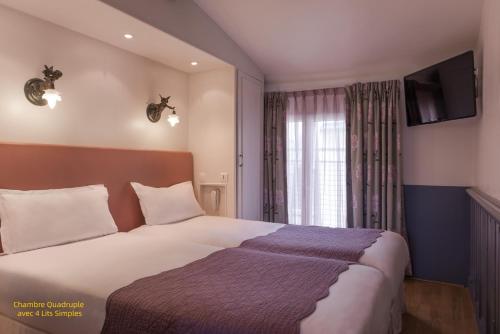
[195, 0, 483, 83]
[0, 0, 231, 74]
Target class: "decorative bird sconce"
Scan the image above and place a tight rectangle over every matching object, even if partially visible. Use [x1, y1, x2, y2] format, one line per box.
[24, 65, 63, 109]
[146, 95, 179, 127]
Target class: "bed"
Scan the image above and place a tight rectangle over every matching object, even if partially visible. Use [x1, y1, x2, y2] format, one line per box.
[0, 232, 392, 334]
[130, 216, 409, 299]
[130, 215, 409, 332]
[0, 143, 405, 334]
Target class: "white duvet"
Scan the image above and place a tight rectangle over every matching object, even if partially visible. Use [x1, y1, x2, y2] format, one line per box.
[130, 216, 410, 299]
[0, 232, 392, 334]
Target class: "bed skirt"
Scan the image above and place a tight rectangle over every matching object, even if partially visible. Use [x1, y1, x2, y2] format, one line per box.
[0, 283, 405, 334]
[389, 282, 405, 334]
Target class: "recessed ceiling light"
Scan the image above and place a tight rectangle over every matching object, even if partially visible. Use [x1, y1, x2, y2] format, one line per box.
[124, 33, 134, 39]
[191, 61, 198, 66]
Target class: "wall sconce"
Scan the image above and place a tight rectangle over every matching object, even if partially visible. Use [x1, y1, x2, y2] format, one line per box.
[146, 95, 180, 127]
[24, 65, 63, 109]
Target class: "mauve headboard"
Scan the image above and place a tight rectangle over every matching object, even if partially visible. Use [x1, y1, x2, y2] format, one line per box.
[0, 143, 193, 252]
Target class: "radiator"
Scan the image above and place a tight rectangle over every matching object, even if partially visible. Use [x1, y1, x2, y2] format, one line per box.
[468, 188, 500, 334]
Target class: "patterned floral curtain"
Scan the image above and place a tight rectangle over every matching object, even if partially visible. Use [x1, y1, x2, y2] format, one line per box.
[263, 92, 288, 224]
[345, 81, 406, 236]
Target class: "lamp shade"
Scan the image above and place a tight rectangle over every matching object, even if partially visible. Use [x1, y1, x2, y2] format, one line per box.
[167, 114, 180, 127]
[42, 89, 62, 109]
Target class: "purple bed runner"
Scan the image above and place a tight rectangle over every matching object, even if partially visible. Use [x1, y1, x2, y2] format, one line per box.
[240, 225, 383, 262]
[102, 248, 349, 334]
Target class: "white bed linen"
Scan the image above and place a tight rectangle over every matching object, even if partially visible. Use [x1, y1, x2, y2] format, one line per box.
[130, 216, 410, 299]
[0, 232, 392, 334]
[0, 313, 45, 334]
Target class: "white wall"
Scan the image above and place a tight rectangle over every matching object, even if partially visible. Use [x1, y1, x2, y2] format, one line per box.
[0, 5, 189, 151]
[265, 53, 479, 187]
[101, 0, 263, 81]
[188, 68, 236, 217]
[475, 0, 500, 200]
[402, 117, 477, 186]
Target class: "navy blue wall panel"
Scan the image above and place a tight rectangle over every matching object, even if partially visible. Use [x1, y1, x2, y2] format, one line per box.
[404, 185, 470, 285]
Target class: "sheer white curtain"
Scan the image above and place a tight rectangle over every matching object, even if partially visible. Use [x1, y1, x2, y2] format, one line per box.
[286, 88, 347, 227]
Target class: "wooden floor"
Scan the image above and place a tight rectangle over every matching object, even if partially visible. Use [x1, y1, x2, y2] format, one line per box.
[402, 279, 478, 334]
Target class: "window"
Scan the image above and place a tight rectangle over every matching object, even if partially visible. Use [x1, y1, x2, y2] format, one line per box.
[286, 90, 346, 228]
[314, 120, 346, 227]
[286, 120, 303, 225]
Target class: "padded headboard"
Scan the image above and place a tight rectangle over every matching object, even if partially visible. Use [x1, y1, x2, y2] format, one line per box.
[0, 143, 193, 251]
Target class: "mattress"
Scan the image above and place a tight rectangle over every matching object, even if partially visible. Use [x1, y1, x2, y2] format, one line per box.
[130, 216, 410, 299]
[0, 232, 392, 334]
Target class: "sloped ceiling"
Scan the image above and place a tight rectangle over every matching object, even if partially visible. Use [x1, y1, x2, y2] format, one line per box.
[0, 0, 231, 73]
[195, 0, 483, 83]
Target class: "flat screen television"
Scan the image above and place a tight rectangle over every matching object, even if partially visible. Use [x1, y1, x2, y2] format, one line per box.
[404, 51, 476, 127]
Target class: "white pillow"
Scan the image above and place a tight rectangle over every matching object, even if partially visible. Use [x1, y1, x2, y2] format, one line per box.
[0, 185, 118, 254]
[131, 181, 205, 225]
[0, 184, 105, 228]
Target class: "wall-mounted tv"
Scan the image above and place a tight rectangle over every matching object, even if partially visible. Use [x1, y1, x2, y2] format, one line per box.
[404, 51, 476, 127]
